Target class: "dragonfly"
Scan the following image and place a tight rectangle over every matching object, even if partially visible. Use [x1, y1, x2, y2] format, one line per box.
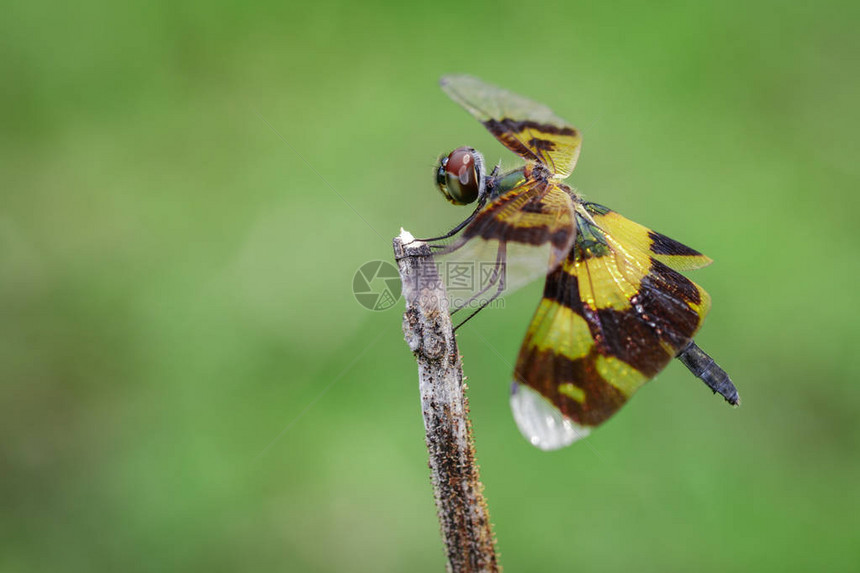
[420, 75, 739, 450]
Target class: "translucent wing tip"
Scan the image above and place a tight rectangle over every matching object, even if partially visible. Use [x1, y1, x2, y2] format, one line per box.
[510, 382, 591, 450]
[439, 74, 486, 103]
[440, 74, 476, 87]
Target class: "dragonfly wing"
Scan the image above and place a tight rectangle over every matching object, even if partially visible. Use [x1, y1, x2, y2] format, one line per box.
[583, 202, 713, 270]
[511, 205, 711, 448]
[428, 178, 576, 311]
[441, 75, 582, 178]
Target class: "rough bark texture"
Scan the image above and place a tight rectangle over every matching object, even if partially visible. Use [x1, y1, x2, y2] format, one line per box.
[393, 230, 500, 573]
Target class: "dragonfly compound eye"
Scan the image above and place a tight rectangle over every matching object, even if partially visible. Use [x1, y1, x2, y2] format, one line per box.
[436, 146, 483, 205]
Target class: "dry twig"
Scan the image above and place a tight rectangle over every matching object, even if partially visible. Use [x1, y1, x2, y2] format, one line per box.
[393, 230, 500, 573]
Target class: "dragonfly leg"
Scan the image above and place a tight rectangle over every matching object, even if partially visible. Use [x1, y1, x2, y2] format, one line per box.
[415, 197, 487, 244]
[450, 242, 506, 315]
[453, 244, 507, 331]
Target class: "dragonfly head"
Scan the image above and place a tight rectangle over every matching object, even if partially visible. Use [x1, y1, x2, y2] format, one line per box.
[436, 146, 486, 205]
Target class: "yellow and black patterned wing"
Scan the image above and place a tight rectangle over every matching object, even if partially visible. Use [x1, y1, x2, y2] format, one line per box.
[587, 204, 713, 271]
[510, 203, 711, 449]
[441, 75, 582, 179]
[432, 176, 576, 307]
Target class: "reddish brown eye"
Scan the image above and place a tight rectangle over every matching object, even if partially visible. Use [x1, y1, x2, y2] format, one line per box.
[436, 146, 483, 205]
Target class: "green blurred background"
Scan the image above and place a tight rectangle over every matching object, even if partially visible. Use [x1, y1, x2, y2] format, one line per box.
[2, 0, 858, 571]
